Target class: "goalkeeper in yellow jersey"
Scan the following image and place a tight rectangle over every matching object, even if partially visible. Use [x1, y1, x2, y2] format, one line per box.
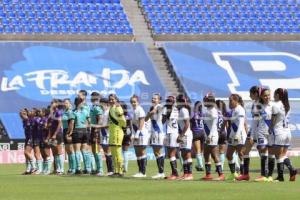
[108, 94, 126, 177]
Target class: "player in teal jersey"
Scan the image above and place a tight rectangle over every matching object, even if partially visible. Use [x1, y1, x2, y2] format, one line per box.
[69, 97, 91, 174]
[90, 92, 104, 176]
[62, 98, 76, 174]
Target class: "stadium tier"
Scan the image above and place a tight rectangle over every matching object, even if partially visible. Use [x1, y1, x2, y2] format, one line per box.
[139, 0, 300, 35]
[0, 0, 133, 40]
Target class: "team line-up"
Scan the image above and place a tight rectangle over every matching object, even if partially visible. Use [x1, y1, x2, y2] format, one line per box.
[19, 86, 297, 182]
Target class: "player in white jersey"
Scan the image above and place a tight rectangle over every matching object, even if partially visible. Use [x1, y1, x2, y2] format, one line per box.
[226, 94, 247, 181]
[163, 96, 180, 180]
[237, 86, 260, 181]
[271, 88, 297, 182]
[176, 94, 193, 181]
[254, 88, 276, 182]
[146, 94, 165, 179]
[202, 93, 224, 181]
[99, 98, 114, 176]
[131, 95, 149, 178]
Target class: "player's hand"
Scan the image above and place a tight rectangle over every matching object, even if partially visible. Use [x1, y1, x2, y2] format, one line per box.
[177, 135, 184, 144]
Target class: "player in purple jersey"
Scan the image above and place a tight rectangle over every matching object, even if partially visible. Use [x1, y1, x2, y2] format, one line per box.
[190, 101, 205, 172]
[20, 108, 36, 175]
[47, 99, 64, 175]
[120, 101, 132, 173]
[216, 100, 229, 170]
[31, 109, 43, 174]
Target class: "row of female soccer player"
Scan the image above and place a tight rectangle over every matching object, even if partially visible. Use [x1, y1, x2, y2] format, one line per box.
[19, 87, 297, 182]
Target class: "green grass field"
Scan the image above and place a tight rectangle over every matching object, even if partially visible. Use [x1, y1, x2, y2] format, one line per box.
[0, 157, 299, 200]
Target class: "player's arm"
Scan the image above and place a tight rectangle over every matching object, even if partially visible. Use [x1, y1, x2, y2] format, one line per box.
[52, 118, 62, 139]
[145, 106, 156, 121]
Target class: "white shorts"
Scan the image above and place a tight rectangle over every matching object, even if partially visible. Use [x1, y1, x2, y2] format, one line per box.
[205, 134, 219, 146]
[268, 134, 275, 147]
[256, 134, 269, 148]
[150, 131, 165, 146]
[165, 133, 179, 148]
[100, 128, 109, 146]
[133, 132, 150, 146]
[228, 133, 246, 146]
[274, 133, 291, 147]
[179, 131, 193, 150]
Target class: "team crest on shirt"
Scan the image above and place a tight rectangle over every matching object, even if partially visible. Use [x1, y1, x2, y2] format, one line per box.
[212, 52, 300, 100]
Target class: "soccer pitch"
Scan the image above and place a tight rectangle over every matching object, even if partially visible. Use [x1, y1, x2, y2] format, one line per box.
[0, 158, 299, 200]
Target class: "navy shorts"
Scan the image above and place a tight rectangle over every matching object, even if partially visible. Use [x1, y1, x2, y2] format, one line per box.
[63, 129, 72, 144]
[192, 131, 205, 143]
[218, 132, 227, 145]
[90, 127, 100, 145]
[72, 128, 89, 144]
[122, 134, 132, 146]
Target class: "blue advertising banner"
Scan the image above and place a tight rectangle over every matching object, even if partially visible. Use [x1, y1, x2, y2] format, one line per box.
[0, 42, 166, 139]
[163, 42, 300, 137]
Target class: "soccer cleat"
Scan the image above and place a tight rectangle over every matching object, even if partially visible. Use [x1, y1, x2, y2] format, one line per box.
[227, 172, 239, 181]
[267, 176, 274, 182]
[201, 174, 214, 181]
[182, 174, 193, 181]
[254, 176, 268, 182]
[152, 173, 165, 179]
[107, 172, 114, 176]
[75, 170, 82, 175]
[236, 174, 250, 181]
[213, 174, 225, 181]
[22, 171, 31, 175]
[96, 172, 104, 177]
[30, 169, 38, 175]
[290, 169, 297, 182]
[274, 177, 284, 182]
[56, 171, 64, 176]
[176, 174, 188, 180]
[195, 166, 204, 172]
[165, 175, 178, 180]
[132, 173, 146, 178]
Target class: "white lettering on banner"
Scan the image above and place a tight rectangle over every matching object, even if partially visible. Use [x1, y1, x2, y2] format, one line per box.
[0, 143, 10, 151]
[17, 143, 25, 151]
[1, 68, 150, 93]
[212, 52, 300, 100]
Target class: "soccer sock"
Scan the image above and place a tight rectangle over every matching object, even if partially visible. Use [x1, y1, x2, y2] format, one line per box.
[141, 155, 147, 175]
[42, 160, 47, 173]
[116, 146, 123, 174]
[59, 154, 65, 173]
[36, 159, 43, 173]
[233, 152, 240, 169]
[260, 154, 268, 177]
[240, 160, 244, 175]
[94, 152, 103, 173]
[46, 158, 52, 174]
[75, 151, 81, 171]
[196, 153, 204, 168]
[105, 154, 114, 173]
[277, 158, 285, 180]
[228, 160, 236, 174]
[243, 155, 250, 175]
[90, 152, 96, 172]
[156, 154, 165, 174]
[219, 153, 225, 170]
[216, 162, 223, 176]
[67, 154, 72, 171]
[25, 159, 31, 172]
[137, 157, 142, 173]
[183, 160, 188, 174]
[268, 155, 275, 177]
[83, 151, 92, 173]
[170, 157, 178, 176]
[187, 158, 193, 174]
[69, 153, 76, 172]
[123, 150, 129, 172]
[54, 155, 61, 173]
[283, 156, 295, 174]
[205, 162, 211, 175]
[29, 159, 36, 170]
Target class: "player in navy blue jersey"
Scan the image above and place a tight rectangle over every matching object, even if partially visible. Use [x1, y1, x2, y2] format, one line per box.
[120, 101, 132, 174]
[190, 101, 205, 172]
[20, 108, 36, 175]
[47, 99, 64, 175]
[271, 88, 297, 182]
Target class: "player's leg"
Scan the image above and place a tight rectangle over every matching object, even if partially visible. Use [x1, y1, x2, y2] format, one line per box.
[211, 145, 224, 181]
[193, 139, 204, 172]
[33, 144, 42, 174]
[226, 146, 238, 180]
[202, 144, 213, 180]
